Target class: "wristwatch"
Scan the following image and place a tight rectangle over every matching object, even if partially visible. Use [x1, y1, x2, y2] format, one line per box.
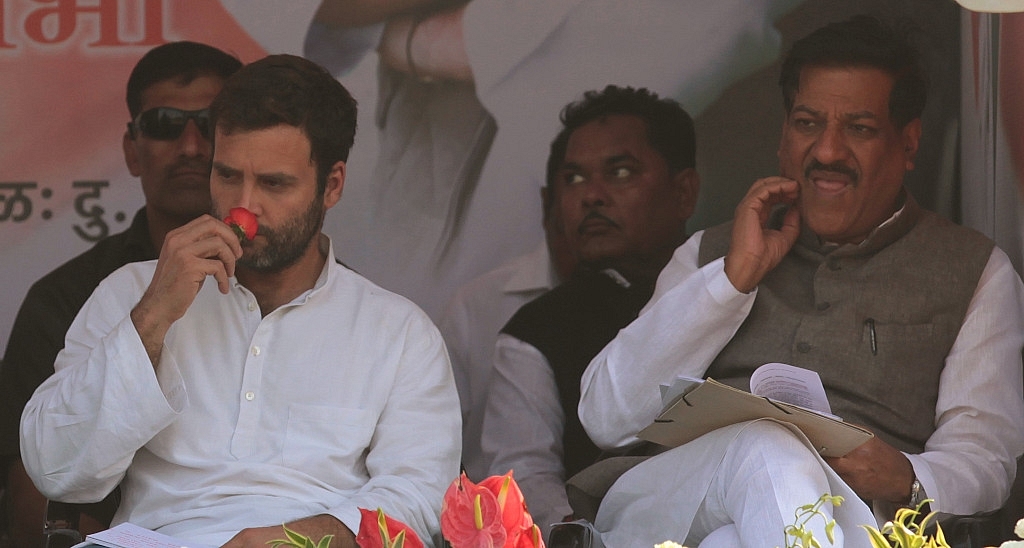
[907, 477, 923, 508]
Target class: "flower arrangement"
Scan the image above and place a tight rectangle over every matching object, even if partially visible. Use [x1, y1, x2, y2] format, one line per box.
[651, 493, 843, 548]
[272, 487, 1024, 548]
[440, 471, 545, 548]
[267, 524, 335, 548]
[861, 500, 949, 548]
[269, 472, 543, 548]
[785, 494, 843, 548]
[355, 507, 425, 548]
[652, 494, 954, 548]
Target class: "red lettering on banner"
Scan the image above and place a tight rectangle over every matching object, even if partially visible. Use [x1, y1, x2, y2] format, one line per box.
[17, 0, 164, 47]
[0, 0, 16, 48]
[24, 0, 80, 44]
[138, 0, 162, 46]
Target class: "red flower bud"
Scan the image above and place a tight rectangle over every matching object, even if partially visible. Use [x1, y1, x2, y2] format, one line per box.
[224, 207, 257, 241]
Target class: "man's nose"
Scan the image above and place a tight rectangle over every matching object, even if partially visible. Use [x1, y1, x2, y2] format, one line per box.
[810, 124, 851, 165]
[581, 178, 611, 207]
[177, 119, 209, 157]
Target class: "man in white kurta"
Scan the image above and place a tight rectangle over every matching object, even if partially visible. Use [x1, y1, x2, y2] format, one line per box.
[577, 16, 1024, 548]
[20, 54, 461, 548]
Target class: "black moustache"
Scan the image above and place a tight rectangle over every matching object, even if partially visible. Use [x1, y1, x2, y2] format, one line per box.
[578, 211, 618, 234]
[804, 161, 858, 183]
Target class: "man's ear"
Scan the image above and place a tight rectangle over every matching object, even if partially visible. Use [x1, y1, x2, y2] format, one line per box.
[673, 167, 700, 221]
[902, 118, 923, 171]
[322, 160, 346, 209]
[123, 131, 142, 177]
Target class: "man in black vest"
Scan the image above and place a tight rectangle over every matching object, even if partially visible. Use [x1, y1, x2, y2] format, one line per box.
[480, 85, 698, 539]
[577, 16, 1024, 548]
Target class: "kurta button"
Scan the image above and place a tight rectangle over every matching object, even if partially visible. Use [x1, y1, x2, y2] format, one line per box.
[816, 302, 830, 311]
[245, 391, 255, 401]
[251, 346, 261, 356]
[796, 342, 812, 353]
[248, 301, 257, 312]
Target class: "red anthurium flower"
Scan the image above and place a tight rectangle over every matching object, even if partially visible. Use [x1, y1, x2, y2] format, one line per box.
[511, 524, 544, 548]
[224, 206, 257, 241]
[441, 473, 507, 548]
[356, 507, 424, 548]
[442, 472, 545, 548]
[478, 471, 533, 539]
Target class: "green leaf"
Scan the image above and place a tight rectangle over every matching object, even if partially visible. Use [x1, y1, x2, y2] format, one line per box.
[284, 525, 308, 546]
[861, 525, 892, 548]
[932, 523, 950, 548]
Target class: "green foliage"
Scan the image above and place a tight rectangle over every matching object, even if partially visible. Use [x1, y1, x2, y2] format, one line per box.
[860, 500, 950, 548]
[783, 494, 844, 548]
[267, 524, 334, 548]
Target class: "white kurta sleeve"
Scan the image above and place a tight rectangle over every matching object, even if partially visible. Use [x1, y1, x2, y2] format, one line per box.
[20, 266, 185, 502]
[906, 247, 1024, 515]
[578, 232, 755, 450]
[482, 334, 572, 538]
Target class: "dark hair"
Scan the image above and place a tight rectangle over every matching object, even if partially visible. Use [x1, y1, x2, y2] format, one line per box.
[125, 41, 242, 118]
[545, 85, 695, 205]
[209, 54, 358, 195]
[779, 15, 927, 128]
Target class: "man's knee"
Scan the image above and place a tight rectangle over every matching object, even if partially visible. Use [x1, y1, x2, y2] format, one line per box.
[728, 420, 815, 460]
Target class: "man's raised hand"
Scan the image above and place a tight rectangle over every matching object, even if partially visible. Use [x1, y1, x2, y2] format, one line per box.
[130, 215, 243, 367]
[724, 177, 801, 293]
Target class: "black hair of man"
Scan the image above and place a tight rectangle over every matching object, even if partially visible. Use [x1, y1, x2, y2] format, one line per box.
[125, 41, 242, 119]
[209, 54, 358, 196]
[779, 15, 927, 129]
[544, 85, 696, 211]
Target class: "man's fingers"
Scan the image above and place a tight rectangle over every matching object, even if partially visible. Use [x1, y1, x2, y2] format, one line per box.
[210, 261, 232, 295]
[777, 204, 801, 243]
[165, 214, 244, 258]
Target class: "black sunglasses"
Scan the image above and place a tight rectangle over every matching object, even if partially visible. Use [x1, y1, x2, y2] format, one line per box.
[128, 107, 211, 140]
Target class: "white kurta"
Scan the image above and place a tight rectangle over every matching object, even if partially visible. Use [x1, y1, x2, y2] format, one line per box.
[579, 230, 1024, 545]
[21, 239, 462, 547]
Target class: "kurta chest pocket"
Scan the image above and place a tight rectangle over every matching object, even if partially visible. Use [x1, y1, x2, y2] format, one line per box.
[284, 405, 376, 470]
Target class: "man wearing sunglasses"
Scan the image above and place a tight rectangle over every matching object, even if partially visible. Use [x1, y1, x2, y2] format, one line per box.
[0, 41, 241, 547]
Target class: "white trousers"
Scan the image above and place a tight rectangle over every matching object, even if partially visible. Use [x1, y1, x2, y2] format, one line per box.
[594, 420, 877, 548]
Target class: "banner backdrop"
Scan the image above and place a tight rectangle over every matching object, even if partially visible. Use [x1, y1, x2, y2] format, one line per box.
[0, 0, 983, 354]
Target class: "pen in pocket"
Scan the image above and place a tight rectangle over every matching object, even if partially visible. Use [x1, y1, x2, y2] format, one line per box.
[865, 318, 877, 355]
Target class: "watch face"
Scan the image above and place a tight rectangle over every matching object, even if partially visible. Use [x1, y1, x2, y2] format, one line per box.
[908, 478, 923, 508]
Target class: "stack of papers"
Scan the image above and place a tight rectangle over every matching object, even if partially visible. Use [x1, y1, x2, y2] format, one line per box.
[639, 362, 872, 458]
[78, 523, 214, 548]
